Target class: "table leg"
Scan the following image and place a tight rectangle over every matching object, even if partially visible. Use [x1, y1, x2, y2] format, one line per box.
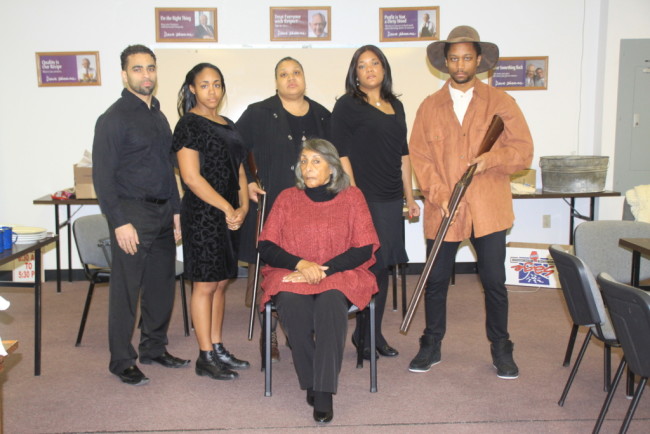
[631, 251, 640, 288]
[54, 205, 61, 293]
[66, 204, 72, 282]
[569, 198, 576, 245]
[35, 247, 42, 376]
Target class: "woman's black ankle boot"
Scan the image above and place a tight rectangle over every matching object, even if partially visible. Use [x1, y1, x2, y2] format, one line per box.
[195, 350, 238, 380]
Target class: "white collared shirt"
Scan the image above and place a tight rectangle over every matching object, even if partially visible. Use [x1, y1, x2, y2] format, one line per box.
[449, 86, 474, 125]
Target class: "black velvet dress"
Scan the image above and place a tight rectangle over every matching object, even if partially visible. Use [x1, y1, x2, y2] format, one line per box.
[172, 113, 246, 281]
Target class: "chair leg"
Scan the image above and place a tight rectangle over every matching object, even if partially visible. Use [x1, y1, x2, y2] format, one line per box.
[356, 310, 366, 369]
[558, 329, 593, 406]
[604, 344, 611, 392]
[626, 367, 635, 398]
[563, 324, 579, 367]
[391, 265, 397, 311]
[179, 275, 189, 337]
[620, 377, 647, 433]
[75, 282, 95, 347]
[264, 302, 272, 397]
[594, 358, 626, 434]
[369, 297, 377, 393]
[400, 263, 407, 317]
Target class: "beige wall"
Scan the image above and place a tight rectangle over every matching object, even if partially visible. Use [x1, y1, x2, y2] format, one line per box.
[1, 0, 648, 268]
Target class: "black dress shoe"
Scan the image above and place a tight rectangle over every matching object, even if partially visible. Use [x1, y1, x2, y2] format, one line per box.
[313, 409, 333, 423]
[115, 365, 149, 386]
[306, 389, 314, 406]
[140, 351, 190, 368]
[313, 391, 333, 423]
[377, 343, 399, 357]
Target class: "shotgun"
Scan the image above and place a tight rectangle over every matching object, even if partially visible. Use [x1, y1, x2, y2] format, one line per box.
[247, 152, 267, 340]
[400, 114, 505, 333]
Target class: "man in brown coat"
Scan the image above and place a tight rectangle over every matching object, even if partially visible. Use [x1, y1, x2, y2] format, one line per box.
[408, 25, 533, 379]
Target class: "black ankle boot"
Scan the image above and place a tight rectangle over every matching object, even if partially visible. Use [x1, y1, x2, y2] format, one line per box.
[312, 391, 333, 423]
[196, 350, 238, 380]
[213, 343, 250, 370]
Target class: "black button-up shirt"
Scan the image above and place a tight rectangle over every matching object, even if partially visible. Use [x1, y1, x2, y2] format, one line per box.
[92, 88, 180, 228]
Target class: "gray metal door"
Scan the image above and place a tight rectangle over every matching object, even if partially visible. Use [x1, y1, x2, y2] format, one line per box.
[614, 39, 650, 192]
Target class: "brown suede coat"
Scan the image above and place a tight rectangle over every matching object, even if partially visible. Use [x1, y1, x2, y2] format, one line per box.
[409, 80, 533, 241]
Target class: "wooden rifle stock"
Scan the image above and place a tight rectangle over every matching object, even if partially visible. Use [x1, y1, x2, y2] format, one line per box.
[247, 152, 267, 340]
[400, 115, 504, 334]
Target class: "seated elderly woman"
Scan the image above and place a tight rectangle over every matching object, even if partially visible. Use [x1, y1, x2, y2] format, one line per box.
[258, 138, 379, 424]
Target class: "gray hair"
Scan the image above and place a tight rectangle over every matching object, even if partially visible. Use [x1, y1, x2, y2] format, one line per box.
[294, 139, 350, 193]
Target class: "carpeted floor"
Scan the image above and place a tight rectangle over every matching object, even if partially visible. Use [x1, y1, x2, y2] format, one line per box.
[1, 274, 648, 433]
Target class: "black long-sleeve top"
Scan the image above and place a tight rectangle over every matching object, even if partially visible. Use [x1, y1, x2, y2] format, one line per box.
[258, 184, 372, 276]
[92, 89, 180, 228]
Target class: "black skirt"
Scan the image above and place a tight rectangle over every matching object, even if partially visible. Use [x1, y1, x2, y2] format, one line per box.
[366, 199, 409, 269]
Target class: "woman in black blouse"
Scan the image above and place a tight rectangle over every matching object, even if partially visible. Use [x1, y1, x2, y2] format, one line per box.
[332, 45, 420, 359]
[236, 57, 354, 360]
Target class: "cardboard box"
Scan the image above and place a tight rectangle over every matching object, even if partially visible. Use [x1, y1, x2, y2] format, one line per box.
[74, 164, 96, 199]
[505, 242, 572, 288]
[510, 169, 536, 188]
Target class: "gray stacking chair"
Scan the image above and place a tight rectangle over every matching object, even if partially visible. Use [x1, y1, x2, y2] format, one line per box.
[594, 273, 650, 434]
[262, 297, 377, 397]
[73, 214, 189, 345]
[549, 245, 620, 406]
[574, 220, 650, 285]
[73, 214, 112, 346]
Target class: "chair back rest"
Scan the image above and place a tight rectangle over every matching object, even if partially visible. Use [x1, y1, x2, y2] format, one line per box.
[574, 220, 650, 284]
[549, 245, 609, 328]
[597, 273, 650, 378]
[72, 214, 111, 269]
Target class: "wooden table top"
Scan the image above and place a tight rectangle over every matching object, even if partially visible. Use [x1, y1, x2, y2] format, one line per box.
[619, 238, 650, 256]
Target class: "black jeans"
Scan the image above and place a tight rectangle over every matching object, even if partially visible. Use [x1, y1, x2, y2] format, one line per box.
[423, 229, 510, 343]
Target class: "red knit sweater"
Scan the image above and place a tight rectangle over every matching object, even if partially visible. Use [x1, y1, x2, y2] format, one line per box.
[259, 186, 379, 310]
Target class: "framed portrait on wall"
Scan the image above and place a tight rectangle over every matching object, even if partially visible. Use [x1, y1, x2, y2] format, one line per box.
[35, 51, 101, 87]
[155, 8, 218, 42]
[270, 7, 331, 41]
[379, 7, 440, 42]
[489, 57, 549, 90]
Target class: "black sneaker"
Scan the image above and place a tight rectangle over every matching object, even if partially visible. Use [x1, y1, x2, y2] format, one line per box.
[491, 339, 519, 379]
[408, 335, 441, 373]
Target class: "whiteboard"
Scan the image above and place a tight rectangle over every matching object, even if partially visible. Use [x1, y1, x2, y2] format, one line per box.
[155, 47, 443, 131]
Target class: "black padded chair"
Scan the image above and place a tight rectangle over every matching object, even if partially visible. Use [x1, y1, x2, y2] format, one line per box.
[73, 214, 190, 346]
[561, 220, 650, 369]
[549, 245, 620, 406]
[594, 273, 650, 434]
[262, 296, 378, 397]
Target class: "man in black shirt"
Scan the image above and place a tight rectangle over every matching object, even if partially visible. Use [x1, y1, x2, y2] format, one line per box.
[92, 44, 189, 386]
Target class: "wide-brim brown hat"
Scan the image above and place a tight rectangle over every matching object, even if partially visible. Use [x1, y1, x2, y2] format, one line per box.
[427, 25, 499, 74]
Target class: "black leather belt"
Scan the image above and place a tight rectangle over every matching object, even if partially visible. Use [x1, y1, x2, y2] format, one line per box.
[122, 197, 168, 205]
[144, 197, 168, 205]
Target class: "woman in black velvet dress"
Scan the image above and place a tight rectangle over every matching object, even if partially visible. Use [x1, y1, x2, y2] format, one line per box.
[173, 63, 250, 380]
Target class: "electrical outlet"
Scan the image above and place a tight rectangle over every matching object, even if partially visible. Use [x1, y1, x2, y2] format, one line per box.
[542, 214, 551, 228]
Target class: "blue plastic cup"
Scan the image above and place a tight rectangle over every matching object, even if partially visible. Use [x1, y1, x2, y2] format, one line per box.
[0, 229, 4, 252]
[1, 226, 18, 250]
